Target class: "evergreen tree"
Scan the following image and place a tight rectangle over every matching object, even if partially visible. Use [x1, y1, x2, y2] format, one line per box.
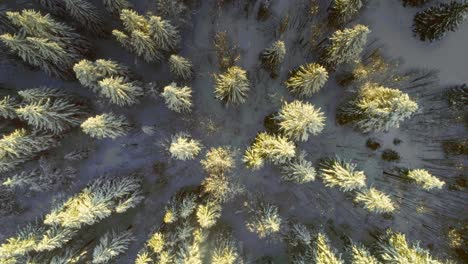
[281, 152, 316, 184]
[92, 230, 134, 264]
[246, 202, 282, 239]
[318, 158, 367, 192]
[275, 100, 326, 142]
[413, 1, 468, 42]
[243, 132, 296, 169]
[329, 0, 363, 25]
[18, 87, 67, 103]
[214, 66, 250, 105]
[406, 169, 445, 190]
[341, 83, 418, 132]
[0, 129, 57, 173]
[324, 24, 370, 67]
[349, 243, 380, 264]
[62, 0, 105, 36]
[200, 146, 235, 174]
[313, 233, 344, 264]
[285, 63, 328, 97]
[98, 76, 143, 106]
[169, 134, 202, 160]
[0, 96, 18, 119]
[354, 187, 395, 213]
[201, 173, 242, 203]
[16, 98, 85, 134]
[211, 238, 239, 264]
[73, 59, 103, 91]
[161, 83, 193, 113]
[103, 0, 132, 15]
[196, 201, 222, 228]
[169, 54, 193, 80]
[148, 16, 180, 51]
[261, 40, 286, 72]
[81, 113, 130, 139]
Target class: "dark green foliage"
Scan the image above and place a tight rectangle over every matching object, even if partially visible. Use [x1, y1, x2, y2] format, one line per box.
[413, 1, 468, 42]
[402, 0, 431, 7]
[366, 138, 381, 150]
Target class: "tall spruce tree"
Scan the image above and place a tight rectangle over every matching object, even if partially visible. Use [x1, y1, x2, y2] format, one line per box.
[103, 0, 132, 15]
[324, 24, 370, 68]
[0, 96, 18, 119]
[214, 66, 250, 105]
[329, 0, 363, 25]
[413, 1, 468, 42]
[285, 63, 328, 97]
[63, 0, 105, 36]
[81, 113, 130, 139]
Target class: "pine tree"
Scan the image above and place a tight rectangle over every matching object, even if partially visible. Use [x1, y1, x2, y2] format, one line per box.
[0, 224, 44, 259]
[62, 0, 105, 36]
[35, 226, 76, 252]
[281, 152, 316, 184]
[81, 113, 130, 139]
[148, 16, 180, 50]
[324, 24, 370, 67]
[318, 158, 367, 192]
[413, 1, 468, 41]
[246, 202, 282, 239]
[275, 100, 326, 142]
[0, 129, 57, 173]
[0, 96, 18, 119]
[169, 54, 193, 80]
[16, 98, 85, 134]
[18, 87, 67, 103]
[196, 201, 222, 229]
[214, 66, 250, 105]
[243, 132, 296, 169]
[148, 232, 165, 253]
[349, 243, 381, 264]
[200, 146, 235, 174]
[329, 0, 363, 25]
[378, 230, 445, 263]
[261, 40, 286, 71]
[211, 239, 239, 264]
[155, 0, 188, 25]
[169, 134, 202, 160]
[285, 63, 328, 97]
[354, 187, 395, 213]
[161, 83, 193, 113]
[313, 233, 344, 264]
[98, 76, 143, 106]
[92, 230, 134, 264]
[73, 59, 102, 91]
[202, 173, 242, 203]
[103, 0, 132, 15]
[406, 169, 445, 190]
[342, 83, 418, 132]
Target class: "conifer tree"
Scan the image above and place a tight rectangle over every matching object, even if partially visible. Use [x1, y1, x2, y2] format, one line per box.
[0, 96, 18, 119]
[243, 132, 296, 169]
[211, 238, 239, 264]
[406, 169, 445, 190]
[341, 83, 418, 132]
[349, 243, 381, 264]
[354, 187, 395, 214]
[148, 16, 180, 51]
[18, 87, 67, 103]
[200, 146, 235, 174]
[261, 40, 286, 72]
[275, 100, 326, 142]
[73, 59, 103, 91]
[324, 24, 370, 67]
[413, 1, 468, 41]
[169, 134, 202, 160]
[313, 233, 344, 264]
[329, 0, 363, 25]
[98, 76, 143, 106]
[214, 66, 250, 105]
[161, 83, 193, 113]
[281, 152, 316, 184]
[246, 202, 282, 239]
[92, 230, 134, 264]
[196, 201, 222, 229]
[202, 173, 242, 203]
[62, 0, 105, 36]
[81, 113, 130, 139]
[169, 54, 193, 80]
[103, 0, 132, 15]
[285, 63, 328, 97]
[16, 98, 85, 134]
[0, 129, 57, 173]
[318, 158, 367, 192]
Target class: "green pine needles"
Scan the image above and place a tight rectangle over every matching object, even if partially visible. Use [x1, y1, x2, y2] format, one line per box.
[329, 0, 363, 25]
[214, 66, 250, 105]
[354, 187, 396, 214]
[161, 82, 193, 113]
[243, 132, 296, 170]
[261, 40, 286, 74]
[0, 96, 18, 119]
[285, 63, 329, 97]
[324, 24, 370, 68]
[281, 152, 316, 184]
[275, 100, 326, 142]
[92, 230, 134, 264]
[113, 9, 180, 62]
[318, 158, 367, 192]
[169, 134, 203, 160]
[406, 169, 445, 190]
[246, 202, 282, 239]
[169, 54, 193, 80]
[74, 59, 143, 106]
[413, 1, 468, 42]
[313, 232, 344, 264]
[81, 113, 131, 139]
[103, 0, 132, 15]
